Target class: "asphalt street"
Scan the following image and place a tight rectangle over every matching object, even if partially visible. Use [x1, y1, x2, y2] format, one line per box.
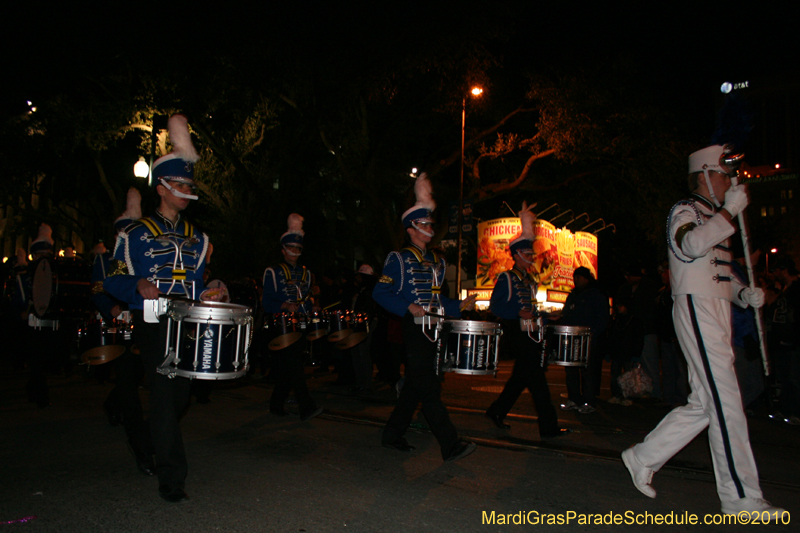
[1, 359, 797, 532]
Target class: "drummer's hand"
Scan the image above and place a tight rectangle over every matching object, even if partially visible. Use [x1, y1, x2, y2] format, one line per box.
[459, 294, 477, 312]
[408, 303, 426, 317]
[519, 309, 533, 320]
[137, 279, 160, 300]
[110, 305, 123, 319]
[282, 302, 299, 313]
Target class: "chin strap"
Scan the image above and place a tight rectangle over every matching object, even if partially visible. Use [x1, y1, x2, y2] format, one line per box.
[411, 221, 434, 238]
[515, 251, 533, 266]
[702, 169, 722, 208]
[160, 179, 199, 201]
[282, 245, 302, 257]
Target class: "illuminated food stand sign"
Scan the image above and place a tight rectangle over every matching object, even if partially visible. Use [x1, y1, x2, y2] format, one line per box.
[474, 217, 599, 308]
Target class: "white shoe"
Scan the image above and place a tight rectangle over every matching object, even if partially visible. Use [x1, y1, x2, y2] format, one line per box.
[560, 400, 578, 411]
[621, 448, 656, 498]
[721, 497, 785, 522]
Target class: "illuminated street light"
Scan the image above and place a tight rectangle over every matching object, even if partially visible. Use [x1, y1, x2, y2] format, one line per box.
[457, 86, 483, 296]
[767, 248, 778, 271]
[133, 157, 150, 179]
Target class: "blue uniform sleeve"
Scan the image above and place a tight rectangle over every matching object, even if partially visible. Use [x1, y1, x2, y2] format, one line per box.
[372, 252, 411, 317]
[262, 267, 284, 314]
[489, 273, 518, 319]
[103, 232, 145, 309]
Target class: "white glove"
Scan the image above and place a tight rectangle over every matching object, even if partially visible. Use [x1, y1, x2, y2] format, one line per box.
[740, 287, 765, 308]
[723, 185, 749, 218]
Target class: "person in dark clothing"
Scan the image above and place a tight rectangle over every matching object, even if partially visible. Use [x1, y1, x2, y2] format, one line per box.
[484, 202, 568, 437]
[558, 267, 609, 412]
[608, 297, 643, 405]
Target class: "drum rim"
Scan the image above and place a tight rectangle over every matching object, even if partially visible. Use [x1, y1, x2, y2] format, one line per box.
[441, 319, 502, 334]
[546, 325, 592, 334]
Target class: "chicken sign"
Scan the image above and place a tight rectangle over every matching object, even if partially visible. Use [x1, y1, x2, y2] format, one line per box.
[475, 218, 598, 294]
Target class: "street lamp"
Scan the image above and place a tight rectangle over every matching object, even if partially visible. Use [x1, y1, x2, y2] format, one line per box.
[457, 86, 483, 297]
[767, 248, 778, 272]
[133, 157, 149, 179]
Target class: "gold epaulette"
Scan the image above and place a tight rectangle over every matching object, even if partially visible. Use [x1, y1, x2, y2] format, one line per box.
[91, 281, 105, 295]
[107, 259, 129, 277]
[379, 275, 393, 284]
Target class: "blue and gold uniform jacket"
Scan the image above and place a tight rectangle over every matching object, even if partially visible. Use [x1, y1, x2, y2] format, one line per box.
[91, 252, 124, 320]
[490, 267, 536, 320]
[262, 262, 313, 314]
[103, 211, 209, 311]
[373, 244, 461, 318]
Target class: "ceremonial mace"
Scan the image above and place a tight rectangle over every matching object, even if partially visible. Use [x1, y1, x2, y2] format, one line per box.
[722, 148, 770, 376]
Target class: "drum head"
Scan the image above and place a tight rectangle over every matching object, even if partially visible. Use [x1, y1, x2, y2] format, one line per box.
[269, 332, 303, 351]
[81, 345, 125, 365]
[32, 259, 54, 318]
[306, 329, 328, 341]
[335, 331, 368, 350]
[328, 328, 353, 342]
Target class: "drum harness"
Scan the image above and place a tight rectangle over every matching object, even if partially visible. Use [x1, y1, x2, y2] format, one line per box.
[402, 246, 448, 343]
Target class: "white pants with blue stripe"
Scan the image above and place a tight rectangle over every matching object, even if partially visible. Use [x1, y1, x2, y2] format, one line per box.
[631, 294, 763, 504]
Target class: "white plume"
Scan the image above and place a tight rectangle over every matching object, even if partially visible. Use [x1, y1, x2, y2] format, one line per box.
[122, 187, 142, 220]
[287, 213, 304, 236]
[36, 223, 54, 245]
[414, 172, 436, 211]
[167, 114, 200, 163]
[519, 201, 536, 241]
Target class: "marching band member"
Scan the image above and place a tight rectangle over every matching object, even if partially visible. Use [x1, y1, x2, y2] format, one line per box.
[93, 189, 154, 478]
[373, 173, 477, 461]
[104, 114, 218, 503]
[621, 144, 785, 520]
[21, 224, 57, 408]
[262, 214, 323, 421]
[484, 202, 567, 437]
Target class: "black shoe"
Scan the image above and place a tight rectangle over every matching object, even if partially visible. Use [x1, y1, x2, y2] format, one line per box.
[486, 411, 510, 429]
[541, 428, 572, 439]
[270, 409, 289, 417]
[300, 407, 323, 422]
[382, 438, 416, 452]
[445, 440, 477, 462]
[127, 442, 155, 476]
[158, 484, 188, 503]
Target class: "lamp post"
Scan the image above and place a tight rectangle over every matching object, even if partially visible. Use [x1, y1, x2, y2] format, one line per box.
[456, 86, 483, 298]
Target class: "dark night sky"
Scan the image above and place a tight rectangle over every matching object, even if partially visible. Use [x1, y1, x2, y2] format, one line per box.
[2, 4, 797, 156]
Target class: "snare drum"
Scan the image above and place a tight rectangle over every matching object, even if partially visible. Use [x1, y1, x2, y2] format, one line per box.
[436, 320, 502, 376]
[326, 310, 352, 342]
[542, 325, 591, 367]
[267, 312, 303, 350]
[80, 318, 126, 365]
[305, 311, 329, 341]
[162, 300, 252, 380]
[335, 312, 370, 349]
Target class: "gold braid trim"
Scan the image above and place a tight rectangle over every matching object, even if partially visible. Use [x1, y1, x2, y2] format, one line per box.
[674, 222, 697, 248]
[107, 259, 129, 277]
[378, 275, 394, 284]
[91, 281, 105, 295]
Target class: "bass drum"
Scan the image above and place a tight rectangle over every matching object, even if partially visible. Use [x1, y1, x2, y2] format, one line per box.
[31, 258, 92, 318]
